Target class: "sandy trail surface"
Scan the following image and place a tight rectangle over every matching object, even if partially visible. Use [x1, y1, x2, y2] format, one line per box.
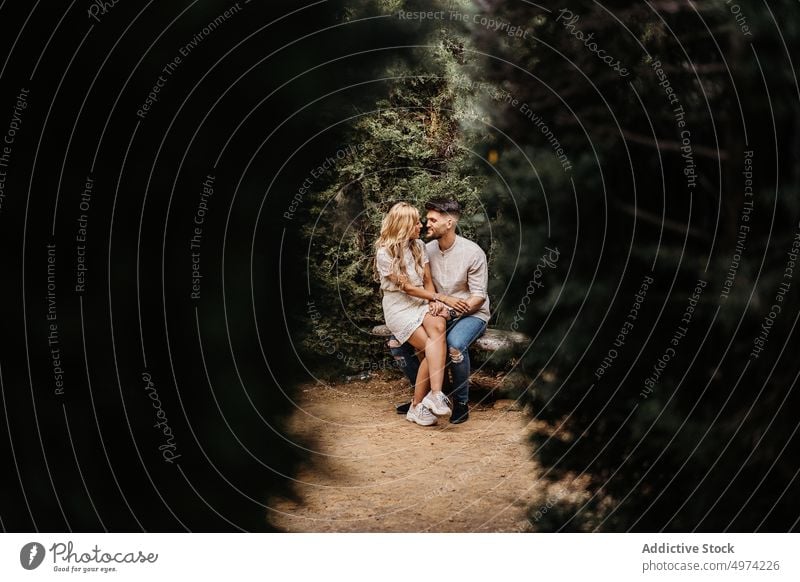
[271, 373, 590, 532]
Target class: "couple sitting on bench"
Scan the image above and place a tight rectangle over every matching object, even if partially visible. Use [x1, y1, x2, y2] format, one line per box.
[374, 198, 490, 425]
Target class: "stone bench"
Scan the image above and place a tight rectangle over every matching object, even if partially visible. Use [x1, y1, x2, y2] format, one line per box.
[370, 324, 530, 353]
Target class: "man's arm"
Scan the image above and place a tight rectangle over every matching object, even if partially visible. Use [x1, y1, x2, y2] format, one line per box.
[461, 249, 489, 316]
[460, 295, 486, 316]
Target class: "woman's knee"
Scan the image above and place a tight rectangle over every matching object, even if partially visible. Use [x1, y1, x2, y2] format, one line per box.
[425, 315, 445, 334]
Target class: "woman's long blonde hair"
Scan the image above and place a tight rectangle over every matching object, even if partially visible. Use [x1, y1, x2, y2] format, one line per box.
[374, 202, 424, 282]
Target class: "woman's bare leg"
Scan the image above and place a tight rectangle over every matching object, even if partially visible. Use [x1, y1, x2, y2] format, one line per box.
[407, 327, 431, 406]
[421, 314, 447, 393]
[413, 358, 429, 406]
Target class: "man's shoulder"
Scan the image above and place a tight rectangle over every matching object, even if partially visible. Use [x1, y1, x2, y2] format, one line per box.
[425, 236, 487, 260]
[458, 236, 487, 258]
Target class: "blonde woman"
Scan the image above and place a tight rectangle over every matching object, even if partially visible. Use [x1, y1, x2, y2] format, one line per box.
[375, 202, 469, 425]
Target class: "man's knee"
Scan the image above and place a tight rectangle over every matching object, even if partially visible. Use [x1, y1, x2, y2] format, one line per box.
[448, 346, 465, 364]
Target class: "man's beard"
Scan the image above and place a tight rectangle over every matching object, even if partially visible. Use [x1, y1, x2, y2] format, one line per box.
[425, 228, 442, 241]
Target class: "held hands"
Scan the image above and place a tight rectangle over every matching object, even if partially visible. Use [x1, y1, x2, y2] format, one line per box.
[428, 301, 450, 318]
[439, 294, 470, 314]
[429, 295, 469, 317]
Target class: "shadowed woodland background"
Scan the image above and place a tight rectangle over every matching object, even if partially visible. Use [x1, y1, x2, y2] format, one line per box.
[0, 0, 798, 532]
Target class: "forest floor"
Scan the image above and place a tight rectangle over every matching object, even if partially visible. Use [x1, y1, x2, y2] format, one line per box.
[271, 371, 594, 532]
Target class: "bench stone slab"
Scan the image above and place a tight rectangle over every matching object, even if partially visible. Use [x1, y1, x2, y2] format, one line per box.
[371, 324, 530, 353]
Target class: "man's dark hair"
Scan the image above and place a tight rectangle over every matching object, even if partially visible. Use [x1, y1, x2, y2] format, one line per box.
[425, 198, 461, 218]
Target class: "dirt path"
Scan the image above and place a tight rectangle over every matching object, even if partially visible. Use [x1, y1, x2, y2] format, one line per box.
[271, 373, 591, 532]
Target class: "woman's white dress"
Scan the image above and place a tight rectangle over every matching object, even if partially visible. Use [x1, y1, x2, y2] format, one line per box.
[376, 240, 429, 344]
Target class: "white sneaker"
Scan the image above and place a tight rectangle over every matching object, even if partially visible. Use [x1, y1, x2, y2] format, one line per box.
[422, 391, 452, 417]
[406, 403, 438, 426]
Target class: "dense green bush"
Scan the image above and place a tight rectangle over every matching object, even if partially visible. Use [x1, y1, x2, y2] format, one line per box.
[301, 9, 493, 371]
